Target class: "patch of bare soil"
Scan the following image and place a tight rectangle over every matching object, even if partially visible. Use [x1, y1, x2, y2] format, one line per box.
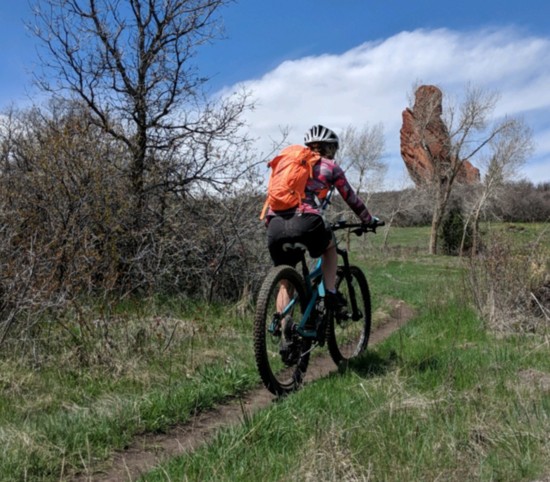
[76, 299, 414, 482]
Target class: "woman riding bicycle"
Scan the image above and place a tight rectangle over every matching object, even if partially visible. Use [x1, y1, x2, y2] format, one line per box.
[265, 124, 376, 309]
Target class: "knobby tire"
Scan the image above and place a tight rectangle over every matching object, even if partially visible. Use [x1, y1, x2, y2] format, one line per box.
[254, 265, 310, 396]
[327, 265, 371, 365]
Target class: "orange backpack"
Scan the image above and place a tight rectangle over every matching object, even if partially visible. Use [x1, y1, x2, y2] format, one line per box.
[260, 145, 321, 219]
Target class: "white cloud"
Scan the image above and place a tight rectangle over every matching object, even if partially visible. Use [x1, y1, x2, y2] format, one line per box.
[220, 27, 550, 189]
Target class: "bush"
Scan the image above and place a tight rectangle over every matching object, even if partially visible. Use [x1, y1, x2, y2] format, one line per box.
[0, 103, 268, 347]
[439, 204, 473, 255]
[466, 228, 549, 333]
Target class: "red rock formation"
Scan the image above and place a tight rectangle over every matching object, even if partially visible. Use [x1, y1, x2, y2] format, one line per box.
[400, 85, 480, 186]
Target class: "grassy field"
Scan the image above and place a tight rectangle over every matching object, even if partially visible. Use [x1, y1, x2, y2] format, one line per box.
[144, 304, 550, 481]
[139, 223, 549, 481]
[0, 223, 548, 481]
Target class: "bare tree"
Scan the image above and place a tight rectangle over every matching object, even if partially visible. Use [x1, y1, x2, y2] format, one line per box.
[30, 0, 253, 223]
[330, 123, 386, 250]
[379, 181, 429, 250]
[0, 100, 268, 345]
[460, 119, 534, 254]
[403, 84, 524, 254]
[338, 123, 387, 202]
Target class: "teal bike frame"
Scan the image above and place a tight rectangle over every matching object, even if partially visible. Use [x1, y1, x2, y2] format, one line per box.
[268, 254, 325, 340]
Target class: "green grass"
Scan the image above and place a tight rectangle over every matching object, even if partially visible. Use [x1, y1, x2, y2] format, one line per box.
[376, 224, 432, 250]
[142, 299, 550, 482]
[138, 223, 549, 482]
[0, 302, 260, 480]
[0, 222, 548, 481]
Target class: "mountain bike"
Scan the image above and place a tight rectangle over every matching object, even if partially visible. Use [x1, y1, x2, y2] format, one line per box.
[253, 218, 384, 396]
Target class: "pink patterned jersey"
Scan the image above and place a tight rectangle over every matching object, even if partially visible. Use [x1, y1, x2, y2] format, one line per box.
[267, 157, 372, 223]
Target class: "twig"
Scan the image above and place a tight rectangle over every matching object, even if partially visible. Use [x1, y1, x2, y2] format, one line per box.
[530, 292, 550, 321]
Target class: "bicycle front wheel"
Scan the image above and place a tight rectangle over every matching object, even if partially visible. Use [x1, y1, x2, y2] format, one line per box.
[327, 265, 371, 365]
[254, 265, 311, 396]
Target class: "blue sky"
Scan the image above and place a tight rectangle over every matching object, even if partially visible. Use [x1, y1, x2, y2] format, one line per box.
[1, 0, 550, 186]
[200, 0, 550, 92]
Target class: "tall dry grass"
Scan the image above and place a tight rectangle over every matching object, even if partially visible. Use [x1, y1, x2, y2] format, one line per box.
[466, 225, 549, 334]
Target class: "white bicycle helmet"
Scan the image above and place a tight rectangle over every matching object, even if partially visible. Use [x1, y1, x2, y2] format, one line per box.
[304, 124, 339, 147]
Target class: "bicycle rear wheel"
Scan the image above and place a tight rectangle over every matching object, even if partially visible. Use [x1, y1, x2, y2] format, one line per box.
[327, 265, 371, 365]
[254, 265, 311, 396]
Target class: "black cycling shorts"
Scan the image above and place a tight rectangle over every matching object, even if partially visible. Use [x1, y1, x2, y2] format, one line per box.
[266, 213, 332, 267]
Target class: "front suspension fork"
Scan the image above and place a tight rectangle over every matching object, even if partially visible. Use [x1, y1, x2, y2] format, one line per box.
[336, 246, 360, 319]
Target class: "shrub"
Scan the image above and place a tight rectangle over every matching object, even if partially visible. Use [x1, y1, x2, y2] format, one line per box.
[439, 204, 473, 255]
[466, 228, 549, 333]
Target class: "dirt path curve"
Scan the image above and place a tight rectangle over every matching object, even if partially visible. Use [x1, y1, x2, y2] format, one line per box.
[78, 299, 414, 482]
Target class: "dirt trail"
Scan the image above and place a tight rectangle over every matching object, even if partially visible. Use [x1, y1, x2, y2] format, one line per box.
[77, 299, 414, 482]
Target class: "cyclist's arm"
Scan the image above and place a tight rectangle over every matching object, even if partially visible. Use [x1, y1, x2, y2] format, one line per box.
[331, 164, 372, 223]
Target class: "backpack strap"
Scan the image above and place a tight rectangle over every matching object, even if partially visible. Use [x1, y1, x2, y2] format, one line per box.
[260, 198, 270, 220]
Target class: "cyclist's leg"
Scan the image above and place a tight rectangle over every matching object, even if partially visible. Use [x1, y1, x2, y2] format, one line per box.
[276, 279, 292, 312]
[300, 214, 332, 265]
[321, 235, 347, 312]
[321, 241, 337, 291]
[266, 215, 301, 327]
[278, 279, 297, 359]
[266, 214, 302, 268]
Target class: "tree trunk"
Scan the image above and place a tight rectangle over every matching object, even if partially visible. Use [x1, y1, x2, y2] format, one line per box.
[130, 124, 147, 228]
[429, 207, 441, 254]
[429, 181, 453, 255]
[470, 203, 483, 255]
[429, 185, 443, 254]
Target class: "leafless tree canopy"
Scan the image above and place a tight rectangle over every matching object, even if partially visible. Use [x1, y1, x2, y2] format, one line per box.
[460, 118, 534, 253]
[0, 101, 268, 344]
[407, 83, 533, 254]
[0, 1, 269, 343]
[339, 123, 387, 199]
[31, 0, 253, 214]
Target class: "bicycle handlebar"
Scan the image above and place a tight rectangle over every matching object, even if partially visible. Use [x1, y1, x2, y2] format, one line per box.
[329, 219, 385, 235]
